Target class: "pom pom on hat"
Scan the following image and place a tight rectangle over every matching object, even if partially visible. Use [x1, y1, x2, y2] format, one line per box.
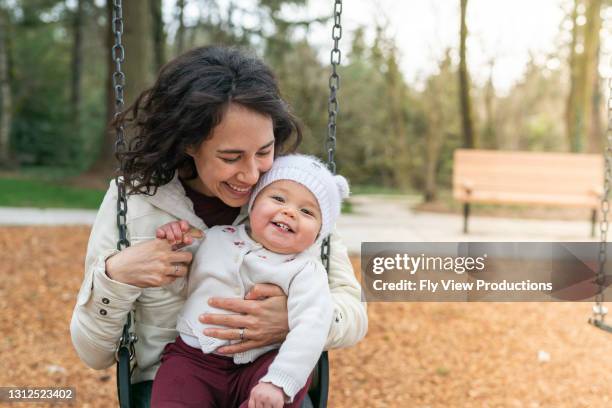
[334, 174, 350, 200]
[248, 154, 349, 239]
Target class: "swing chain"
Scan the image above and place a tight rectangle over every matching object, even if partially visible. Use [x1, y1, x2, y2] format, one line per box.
[322, 0, 342, 271]
[326, 0, 342, 176]
[112, 0, 130, 251]
[592, 64, 612, 324]
[112, 0, 136, 366]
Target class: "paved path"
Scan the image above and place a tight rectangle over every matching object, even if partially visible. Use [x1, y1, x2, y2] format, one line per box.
[0, 196, 598, 254]
[0, 207, 98, 226]
[335, 196, 597, 253]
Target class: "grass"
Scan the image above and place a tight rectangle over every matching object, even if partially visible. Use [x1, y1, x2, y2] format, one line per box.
[0, 176, 356, 213]
[0, 178, 105, 209]
[5, 166, 86, 181]
[341, 200, 353, 214]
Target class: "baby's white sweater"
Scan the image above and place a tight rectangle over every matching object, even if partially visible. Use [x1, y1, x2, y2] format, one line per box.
[175, 224, 334, 401]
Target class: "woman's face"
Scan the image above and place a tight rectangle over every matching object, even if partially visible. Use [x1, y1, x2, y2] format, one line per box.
[186, 103, 275, 207]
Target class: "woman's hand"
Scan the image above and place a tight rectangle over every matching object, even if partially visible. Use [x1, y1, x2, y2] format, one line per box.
[105, 239, 193, 288]
[200, 283, 289, 354]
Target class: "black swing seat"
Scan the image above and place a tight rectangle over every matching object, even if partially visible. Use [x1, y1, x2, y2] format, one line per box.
[588, 318, 612, 334]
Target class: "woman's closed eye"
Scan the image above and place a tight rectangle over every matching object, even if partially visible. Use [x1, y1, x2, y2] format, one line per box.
[256, 149, 272, 157]
[219, 155, 241, 163]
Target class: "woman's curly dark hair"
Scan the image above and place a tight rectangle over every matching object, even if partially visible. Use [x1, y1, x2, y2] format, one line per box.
[114, 46, 302, 195]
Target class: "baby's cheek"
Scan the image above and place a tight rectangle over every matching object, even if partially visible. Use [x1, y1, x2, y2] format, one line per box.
[306, 220, 322, 242]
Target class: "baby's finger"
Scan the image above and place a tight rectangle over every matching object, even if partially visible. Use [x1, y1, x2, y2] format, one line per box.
[181, 234, 194, 245]
[179, 220, 191, 232]
[155, 228, 166, 239]
[163, 227, 176, 244]
[170, 222, 183, 243]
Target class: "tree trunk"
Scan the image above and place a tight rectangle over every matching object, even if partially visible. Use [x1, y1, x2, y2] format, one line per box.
[386, 50, 411, 191]
[589, 50, 602, 153]
[71, 0, 84, 138]
[150, 0, 165, 70]
[176, 0, 186, 56]
[565, 0, 580, 151]
[482, 59, 497, 149]
[566, 0, 602, 152]
[459, 0, 476, 148]
[584, 0, 602, 153]
[90, 0, 153, 176]
[0, 8, 12, 166]
[424, 111, 442, 202]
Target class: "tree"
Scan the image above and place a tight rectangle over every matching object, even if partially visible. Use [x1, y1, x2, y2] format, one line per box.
[150, 0, 165, 70]
[417, 49, 464, 201]
[422, 51, 460, 201]
[175, 0, 186, 56]
[458, 0, 476, 148]
[91, 0, 154, 176]
[0, 6, 12, 165]
[565, 0, 603, 152]
[583, 0, 602, 153]
[71, 0, 85, 141]
[384, 44, 411, 190]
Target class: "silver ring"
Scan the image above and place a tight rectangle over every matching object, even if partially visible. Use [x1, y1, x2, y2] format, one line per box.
[239, 328, 245, 341]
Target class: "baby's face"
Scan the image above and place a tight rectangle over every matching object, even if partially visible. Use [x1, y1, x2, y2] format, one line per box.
[249, 180, 322, 254]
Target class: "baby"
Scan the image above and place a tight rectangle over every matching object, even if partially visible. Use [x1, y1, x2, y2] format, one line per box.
[151, 154, 349, 408]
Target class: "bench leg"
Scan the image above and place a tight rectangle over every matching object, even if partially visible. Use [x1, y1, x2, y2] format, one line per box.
[591, 209, 597, 238]
[463, 203, 470, 234]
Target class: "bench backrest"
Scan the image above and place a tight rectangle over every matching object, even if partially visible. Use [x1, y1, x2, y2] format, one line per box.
[453, 149, 603, 206]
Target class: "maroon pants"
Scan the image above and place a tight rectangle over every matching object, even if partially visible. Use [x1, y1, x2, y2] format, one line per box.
[151, 336, 312, 407]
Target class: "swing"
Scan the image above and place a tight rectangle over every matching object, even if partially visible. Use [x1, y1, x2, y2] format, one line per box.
[109, 1, 344, 407]
[588, 71, 612, 333]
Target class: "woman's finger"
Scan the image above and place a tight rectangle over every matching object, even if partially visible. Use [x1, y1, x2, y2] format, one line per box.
[244, 283, 285, 300]
[167, 263, 188, 277]
[203, 327, 244, 340]
[200, 312, 251, 328]
[207, 297, 254, 314]
[168, 250, 193, 264]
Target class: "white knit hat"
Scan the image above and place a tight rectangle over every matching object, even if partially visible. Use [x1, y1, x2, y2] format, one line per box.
[248, 154, 350, 239]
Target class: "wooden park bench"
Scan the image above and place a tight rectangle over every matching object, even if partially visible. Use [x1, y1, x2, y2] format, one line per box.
[452, 149, 603, 236]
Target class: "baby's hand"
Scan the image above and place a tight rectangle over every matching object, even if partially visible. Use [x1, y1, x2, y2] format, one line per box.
[155, 220, 204, 248]
[248, 382, 285, 408]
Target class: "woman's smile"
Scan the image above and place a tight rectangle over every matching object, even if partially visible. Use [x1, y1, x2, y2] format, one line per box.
[223, 181, 253, 196]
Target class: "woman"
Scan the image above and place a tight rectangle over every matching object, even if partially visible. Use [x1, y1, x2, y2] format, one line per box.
[70, 46, 367, 405]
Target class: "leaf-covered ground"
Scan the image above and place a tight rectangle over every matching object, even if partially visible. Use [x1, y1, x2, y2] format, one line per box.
[2, 226, 612, 407]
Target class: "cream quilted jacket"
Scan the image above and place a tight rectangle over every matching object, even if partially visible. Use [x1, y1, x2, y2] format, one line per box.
[70, 174, 367, 383]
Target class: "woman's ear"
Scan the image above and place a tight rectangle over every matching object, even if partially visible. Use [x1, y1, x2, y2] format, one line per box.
[185, 145, 196, 157]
